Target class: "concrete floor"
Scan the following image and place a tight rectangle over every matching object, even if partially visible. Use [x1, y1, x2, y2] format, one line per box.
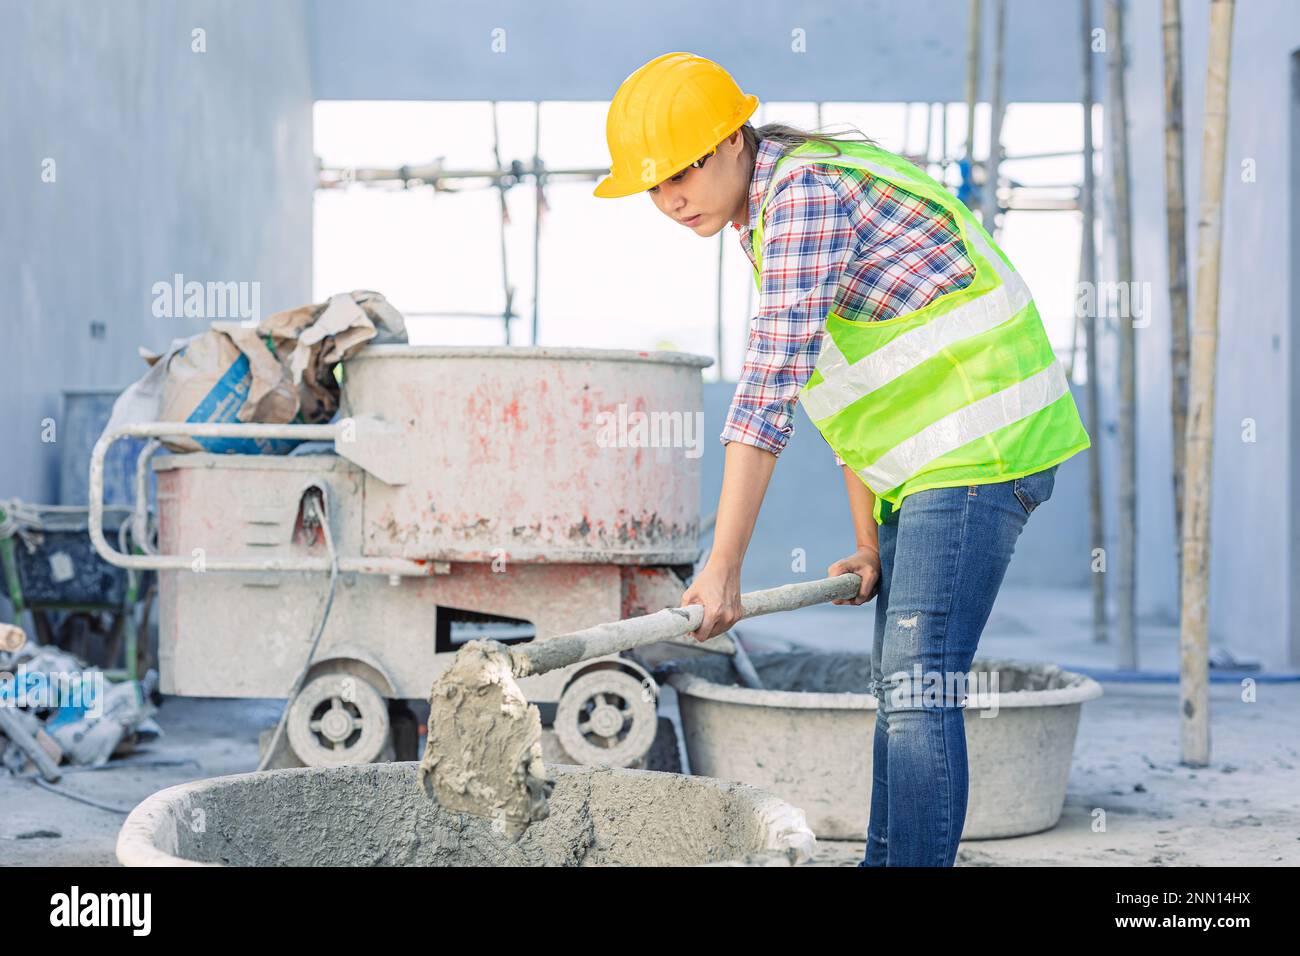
[745, 583, 1300, 866]
[804, 678, 1300, 866]
[3, 584, 1298, 866]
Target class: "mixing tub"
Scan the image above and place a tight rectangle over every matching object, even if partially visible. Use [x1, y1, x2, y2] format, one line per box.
[115, 762, 816, 866]
[661, 651, 1103, 840]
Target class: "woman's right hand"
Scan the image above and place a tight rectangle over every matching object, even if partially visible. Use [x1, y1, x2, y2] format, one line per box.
[828, 546, 882, 605]
[679, 560, 743, 642]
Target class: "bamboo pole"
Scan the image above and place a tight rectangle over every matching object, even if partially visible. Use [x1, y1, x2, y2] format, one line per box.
[1106, 0, 1138, 669]
[716, 230, 726, 381]
[1180, 0, 1235, 768]
[1081, 0, 1107, 646]
[963, 0, 982, 169]
[982, 0, 1006, 234]
[1068, 239, 1082, 380]
[1162, 0, 1192, 607]
[531, 102, 543, 346]
[741, 106, 763, 367]
[924, 101, 935, 172]
[941, 101, 950, 184]
[490, 101, 514, 345]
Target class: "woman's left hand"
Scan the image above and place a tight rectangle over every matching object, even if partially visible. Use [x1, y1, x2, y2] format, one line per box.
[828, 546, 881, 605]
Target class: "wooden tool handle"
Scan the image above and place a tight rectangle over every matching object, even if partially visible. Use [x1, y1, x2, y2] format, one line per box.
[0, 708, 61, 783]
[511, 573, 862, 678]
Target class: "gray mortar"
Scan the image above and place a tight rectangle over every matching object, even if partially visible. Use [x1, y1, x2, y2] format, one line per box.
[115, 762, 816, 866]
[417, 640, 551, 838]
[658, 650, 1104, 840]
[659, 650, 1103, 708]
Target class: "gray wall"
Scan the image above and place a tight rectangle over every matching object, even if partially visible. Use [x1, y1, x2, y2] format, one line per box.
[0, 0, 315, 503]
[1291, 48, 1300, 667]
[310, 0, 1104, 103]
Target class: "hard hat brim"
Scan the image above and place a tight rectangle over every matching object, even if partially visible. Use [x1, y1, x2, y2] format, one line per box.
[592, 175, 644, 199]
[592, 93, 759, 199]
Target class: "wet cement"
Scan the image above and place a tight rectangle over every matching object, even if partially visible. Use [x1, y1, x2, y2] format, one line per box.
[660, 649, 1102, 698]
[417, 640, 551, 839]
[659, 649, 875, 694]
[122, 762, 810, 866]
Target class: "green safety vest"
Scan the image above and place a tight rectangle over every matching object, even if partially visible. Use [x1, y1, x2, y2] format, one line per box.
[750, 138, 1091, 524]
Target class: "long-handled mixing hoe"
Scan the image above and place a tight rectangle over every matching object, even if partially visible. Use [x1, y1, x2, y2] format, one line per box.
[416, 573, 862, 839]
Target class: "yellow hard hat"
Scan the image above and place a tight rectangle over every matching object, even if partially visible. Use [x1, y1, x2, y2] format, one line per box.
[594, 52, 759, 199]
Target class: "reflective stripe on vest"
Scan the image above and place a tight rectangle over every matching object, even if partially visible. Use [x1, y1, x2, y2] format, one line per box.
[748, 139, 1090, 522]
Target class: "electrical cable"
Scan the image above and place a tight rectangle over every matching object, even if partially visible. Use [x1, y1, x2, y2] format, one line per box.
[255, 485, 339, 772]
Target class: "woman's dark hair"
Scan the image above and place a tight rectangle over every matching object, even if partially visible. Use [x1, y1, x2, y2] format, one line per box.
[740, 121, 880, 159]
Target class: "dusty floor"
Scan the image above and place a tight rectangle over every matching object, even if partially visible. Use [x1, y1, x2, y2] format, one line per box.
[3, 673, 1296, 866]
[3, 585, 1297, 866]
[1, 696, 282, 865]
[803, 678, 1300, 866]
[743, 585, 1300, 866]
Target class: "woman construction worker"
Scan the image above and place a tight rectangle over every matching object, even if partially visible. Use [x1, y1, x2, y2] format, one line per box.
[594, 51, 1091, 868]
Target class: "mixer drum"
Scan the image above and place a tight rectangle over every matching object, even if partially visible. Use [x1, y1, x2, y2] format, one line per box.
[342, 346, 712, 565]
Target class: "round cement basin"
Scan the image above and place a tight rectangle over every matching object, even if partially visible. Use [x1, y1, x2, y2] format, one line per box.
[661, 651, 1103, 841]
[116, 761, 816, 866]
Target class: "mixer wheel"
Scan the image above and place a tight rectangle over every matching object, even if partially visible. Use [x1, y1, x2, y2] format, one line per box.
[554, 669, 658, 768]
[287, 672, 391, 766]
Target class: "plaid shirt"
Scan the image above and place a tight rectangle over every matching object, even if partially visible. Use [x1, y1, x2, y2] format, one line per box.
[723, 138, 978, 461]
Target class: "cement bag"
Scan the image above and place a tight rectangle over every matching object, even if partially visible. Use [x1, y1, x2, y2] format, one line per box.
[103, 333, 201, 444]
[258, 290, 407, 424]
[155, 322, 300, 454]
[109, 290, 407, 455]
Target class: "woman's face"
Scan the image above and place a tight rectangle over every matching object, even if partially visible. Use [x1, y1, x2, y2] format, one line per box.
[646, 129, 751, 237]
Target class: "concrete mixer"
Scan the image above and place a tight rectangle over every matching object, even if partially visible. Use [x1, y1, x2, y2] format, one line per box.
[89, 345, 719, 769]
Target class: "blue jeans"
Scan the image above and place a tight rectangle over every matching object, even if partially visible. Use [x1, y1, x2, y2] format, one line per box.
[858, 464, 1057, 867]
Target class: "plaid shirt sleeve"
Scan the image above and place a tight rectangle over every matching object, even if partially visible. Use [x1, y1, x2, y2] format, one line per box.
[720, 166, 855, 458]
